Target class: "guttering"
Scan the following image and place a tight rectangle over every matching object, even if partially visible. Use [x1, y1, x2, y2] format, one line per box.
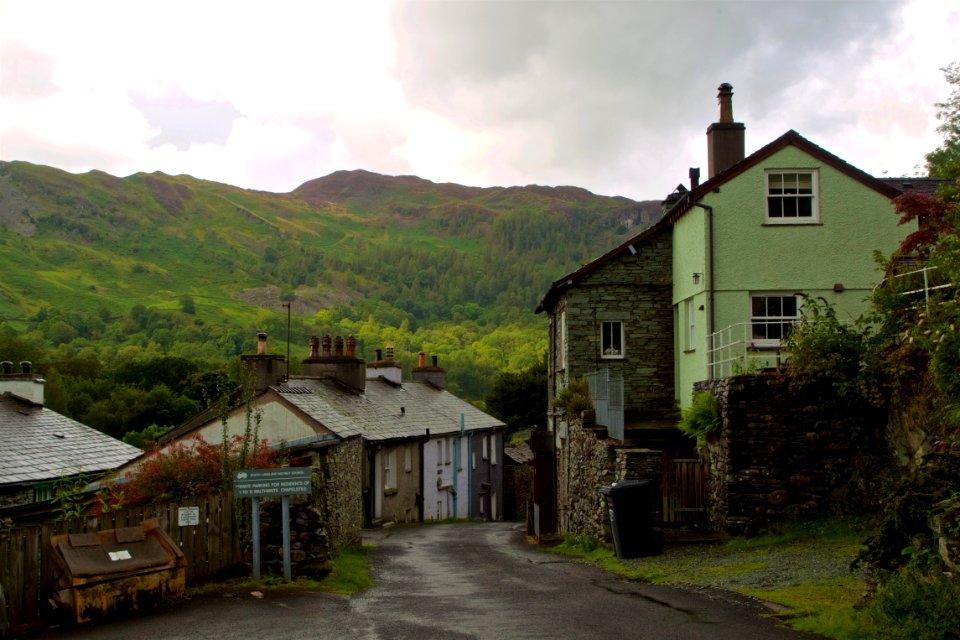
[692, 202, 715, 369]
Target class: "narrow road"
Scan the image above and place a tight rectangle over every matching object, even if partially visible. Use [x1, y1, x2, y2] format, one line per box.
[26, 522, 812, 639]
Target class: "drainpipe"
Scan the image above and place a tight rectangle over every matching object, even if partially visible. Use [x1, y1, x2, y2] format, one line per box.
[693, 202, 715, 378]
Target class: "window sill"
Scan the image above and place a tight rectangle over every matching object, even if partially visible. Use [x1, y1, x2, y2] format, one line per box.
[384, 488, 398, 496]
[683, 349, 696, 354]
[762, 221, 821, 226]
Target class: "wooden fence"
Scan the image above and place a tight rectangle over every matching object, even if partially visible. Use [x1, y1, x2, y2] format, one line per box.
[0, 492, 242, 633]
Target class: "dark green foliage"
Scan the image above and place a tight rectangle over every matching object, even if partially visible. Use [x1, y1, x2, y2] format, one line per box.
[863, 568, 960, 640]
[678, 391, 721, 447]
[554, 378, 593, 419]
[485, 355, 547, 432]
[855, 453, 960, 574]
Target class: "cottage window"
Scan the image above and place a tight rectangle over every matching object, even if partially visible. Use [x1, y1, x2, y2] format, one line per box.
[766, 171, 818, 223]
[33, 482, 53, 502]
[385, 450, 397, 491]
[491, 434, 498, 466]
[600, 321, 624, 359]
[751, 294, 800, 347]
[482, 435, 489, 460]
[437, 440, 443, 467]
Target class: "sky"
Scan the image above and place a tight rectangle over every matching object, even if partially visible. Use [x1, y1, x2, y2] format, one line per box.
[0, 0, 957, 201]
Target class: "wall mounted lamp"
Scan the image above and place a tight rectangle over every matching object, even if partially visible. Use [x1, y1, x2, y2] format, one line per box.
[692, 272, 703, 285]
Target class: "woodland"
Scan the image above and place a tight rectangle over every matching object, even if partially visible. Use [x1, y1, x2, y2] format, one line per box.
[0, 163, 660, 443]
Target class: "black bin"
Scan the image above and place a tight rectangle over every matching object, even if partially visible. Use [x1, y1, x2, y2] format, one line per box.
[599, 479, 662, 558]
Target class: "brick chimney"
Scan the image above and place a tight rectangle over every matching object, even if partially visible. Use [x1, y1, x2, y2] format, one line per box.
[240, 333, 287, 392]
[706, 83, 745, 179]
[365, 344, 403, 385]
[412, 353, 445, 389]
[0, 360, 45, 405]
[302, 335, 366, 392]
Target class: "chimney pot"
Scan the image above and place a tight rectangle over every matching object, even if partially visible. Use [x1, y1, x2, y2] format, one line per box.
[334, 336, 344, 357]
[1, 361, 12, 374]
[256, 333, 268, 355]
[689, 167, 700, 190]
[309, 336, 320, 359]
[385, 345, 394, 361]
[20, 361, 32, 374]
[706, 82, 745, 178]
[346, 336, 357, 358]
[717, 82, 734, 123]
[432, 355, 438, 367]
[322, 335, 332, 358]
[418, 351, 426, 368]
[376, 348, 383, 361]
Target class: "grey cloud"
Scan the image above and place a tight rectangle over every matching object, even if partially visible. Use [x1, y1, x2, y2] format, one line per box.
[391, 0, 907, 197]
[130, 88, 241, 150]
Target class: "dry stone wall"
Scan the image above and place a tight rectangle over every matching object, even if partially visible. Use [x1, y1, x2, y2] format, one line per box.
[557, 411, 663, 540]
[698, 374, 873, 534]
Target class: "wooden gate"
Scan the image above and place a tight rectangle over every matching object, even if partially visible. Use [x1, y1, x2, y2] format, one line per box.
[662, 455, 706, 525]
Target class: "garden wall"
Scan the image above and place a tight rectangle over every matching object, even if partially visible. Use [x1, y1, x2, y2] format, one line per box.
[698, 374, 880, 534]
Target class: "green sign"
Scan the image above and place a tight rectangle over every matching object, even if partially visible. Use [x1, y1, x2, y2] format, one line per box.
[234, 467, 312, 498]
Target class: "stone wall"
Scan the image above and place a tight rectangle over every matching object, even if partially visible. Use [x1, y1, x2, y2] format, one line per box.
[557, 411, 663, 540]
[698, 374, 874, 534]
[0, 487, 32, 511]
[252, 437, 364, 578]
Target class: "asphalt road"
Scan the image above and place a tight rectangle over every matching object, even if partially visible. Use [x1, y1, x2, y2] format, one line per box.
[26, 522, 812, 639]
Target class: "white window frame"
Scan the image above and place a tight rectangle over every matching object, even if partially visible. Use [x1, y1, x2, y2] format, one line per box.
[600, 321, 624, 359]
[384, 450, 397, 491]
[684, 298, 696, 352]
[766, 170, 819, 224]
[750, 293, 801, 348]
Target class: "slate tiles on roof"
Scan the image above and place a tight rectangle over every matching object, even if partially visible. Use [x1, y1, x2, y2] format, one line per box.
[0, 394, 142, 486]
[274, 377, 504, 443]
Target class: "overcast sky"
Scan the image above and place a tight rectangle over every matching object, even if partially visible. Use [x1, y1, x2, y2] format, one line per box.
[0, 0, 957, 201]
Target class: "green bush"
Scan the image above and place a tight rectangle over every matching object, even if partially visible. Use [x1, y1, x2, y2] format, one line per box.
[679, 391, 721, 447]
[862, 569, 960, 639]
[554, 378, 593, 419]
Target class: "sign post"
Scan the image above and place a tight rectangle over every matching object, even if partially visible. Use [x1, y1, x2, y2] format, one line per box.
[234, 467, 312, 580]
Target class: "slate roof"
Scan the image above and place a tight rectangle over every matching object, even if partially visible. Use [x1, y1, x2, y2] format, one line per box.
[274, 377, 505, 442]
[0, 393, 143, 487]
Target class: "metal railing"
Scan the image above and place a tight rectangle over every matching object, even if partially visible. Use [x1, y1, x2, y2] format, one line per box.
[874, 265, 953, 310]
[707, 322, 784, 379]
[584, 368, 624, 441]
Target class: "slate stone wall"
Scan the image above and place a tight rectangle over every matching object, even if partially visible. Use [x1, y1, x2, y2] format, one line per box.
[0, 487, 32, 510]
[551, 230, 675, 422]
[698, 374, 870, 534]
[557, 411, 663, 540]
[253, 437, 364, 578]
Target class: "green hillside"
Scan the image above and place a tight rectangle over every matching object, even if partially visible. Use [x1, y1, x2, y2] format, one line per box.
[0, 160, 661, 437]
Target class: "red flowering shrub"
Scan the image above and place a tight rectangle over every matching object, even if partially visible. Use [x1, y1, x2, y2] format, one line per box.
[108, 434, 276, 507]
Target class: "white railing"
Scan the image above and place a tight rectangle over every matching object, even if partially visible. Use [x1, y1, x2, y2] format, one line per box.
[874, 265, 953, 310]
[706, 323, 783, 379]
[584, 369, 624, 441]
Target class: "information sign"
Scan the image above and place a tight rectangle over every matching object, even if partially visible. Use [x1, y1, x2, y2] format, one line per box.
[178, 506, 200, 526]
[233, 467, 312, 498]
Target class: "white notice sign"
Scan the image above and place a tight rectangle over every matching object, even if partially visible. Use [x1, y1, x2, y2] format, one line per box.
[178, 506, 200, 526]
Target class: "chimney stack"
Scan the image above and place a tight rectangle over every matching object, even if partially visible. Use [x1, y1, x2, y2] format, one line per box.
[303, 335, 366, 392]
[241, 333, 287, 392]
[413, 353, 445, 389]
[0, 359, 44, 405]
[689, 167, 700, 190]
[366, 344, 402, 385]
[706, 83, 745, 179]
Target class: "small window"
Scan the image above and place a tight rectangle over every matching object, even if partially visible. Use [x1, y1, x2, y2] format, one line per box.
[404, 445, 412, 473]
[767, 171, 818, 223]
[445, 439, 451, 465]
[482, 435, 489, 460]
[601, 321, 624, 358]
[472, 451, 477, 470]
[33, 483, 53, 502]
[384, 450, 397, 491]
[751, 294, 800, 346]
[684, 298, 696, 351]
[437, 440, 443, 466]
[491, 434, 498, 466]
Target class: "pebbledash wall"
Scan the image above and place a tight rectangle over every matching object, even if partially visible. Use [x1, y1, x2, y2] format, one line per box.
[557, 410, 663, 539]
[697, 374, 878, 534]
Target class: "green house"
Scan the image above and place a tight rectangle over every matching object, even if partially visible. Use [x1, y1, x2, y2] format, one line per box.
[538, 83, 918, 431]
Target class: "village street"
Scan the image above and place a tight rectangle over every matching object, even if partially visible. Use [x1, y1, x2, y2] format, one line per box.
[29, 522, 811, 639]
